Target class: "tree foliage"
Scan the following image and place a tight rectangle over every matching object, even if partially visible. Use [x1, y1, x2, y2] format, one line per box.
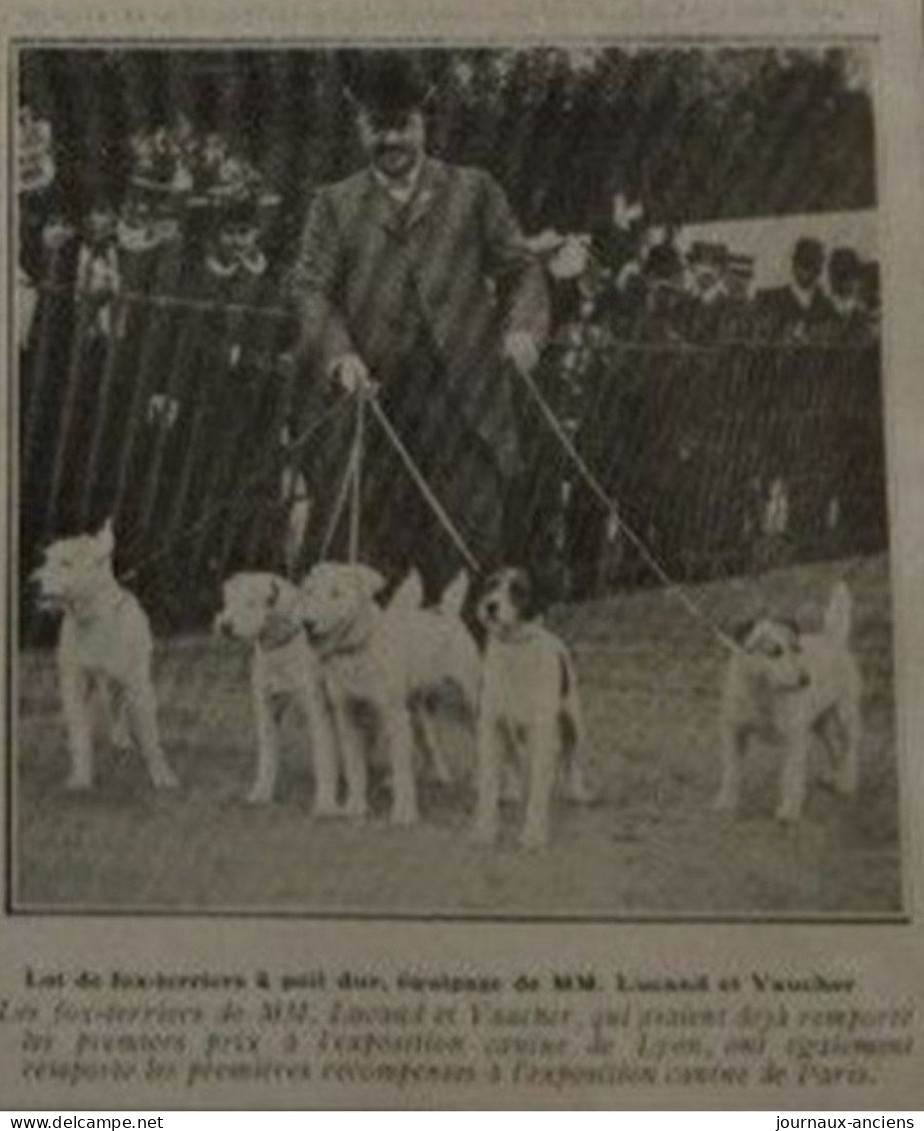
[21, 45, 875, 243]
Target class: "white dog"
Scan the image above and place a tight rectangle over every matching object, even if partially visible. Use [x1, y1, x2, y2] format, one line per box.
[30, 519, 178, 790]
[714, 580, 861, 823]
[298, 563, 480, 826]
[215, 572, 338, 811]
[472, 568, 596, 850]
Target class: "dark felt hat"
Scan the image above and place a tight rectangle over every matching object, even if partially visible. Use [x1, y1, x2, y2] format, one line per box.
[344, 52, 433, 122]
[645, 242, 685, 283]
[828, 245, 861, 282]
[793, 236, 825, 270]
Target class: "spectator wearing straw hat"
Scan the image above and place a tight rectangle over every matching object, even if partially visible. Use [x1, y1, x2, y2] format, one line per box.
[287, 52, 549, 598]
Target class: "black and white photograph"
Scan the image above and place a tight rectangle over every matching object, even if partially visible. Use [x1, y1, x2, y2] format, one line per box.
[12, 41, 899, 918]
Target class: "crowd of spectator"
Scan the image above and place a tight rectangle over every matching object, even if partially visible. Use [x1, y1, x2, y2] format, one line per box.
[18, 107, 297, 621]
[17, 106, 885, 616]
[530, 193, 880, 388]
[18, 110, 881, 355]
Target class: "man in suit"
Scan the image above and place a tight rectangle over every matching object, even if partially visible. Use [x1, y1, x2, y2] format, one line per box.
[286, 54, 549, 599]
[826, 246, 872, 341]
[754, 237, 834, 343]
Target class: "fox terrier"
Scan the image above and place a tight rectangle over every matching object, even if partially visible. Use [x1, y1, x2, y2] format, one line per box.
[215, 572, 339, 810]
[298, 563, 479, 826]
[30, 519, 178, 791]
[472, 567, 596, 850]
[714, 581, 861, 823]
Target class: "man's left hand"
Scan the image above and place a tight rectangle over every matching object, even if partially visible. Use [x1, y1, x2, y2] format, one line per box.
[503, 330, 541, 376]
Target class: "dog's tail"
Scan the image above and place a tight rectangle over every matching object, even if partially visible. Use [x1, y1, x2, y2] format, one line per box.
[824, 581, 852, 644]
[439, 571, 470, 617]
[389, 568, 425, 612]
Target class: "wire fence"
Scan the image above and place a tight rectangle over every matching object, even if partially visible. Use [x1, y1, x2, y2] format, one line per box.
[18, 281, 888, 642]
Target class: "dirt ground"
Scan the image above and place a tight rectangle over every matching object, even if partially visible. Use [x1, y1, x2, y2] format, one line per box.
[13, 553, 902, 918]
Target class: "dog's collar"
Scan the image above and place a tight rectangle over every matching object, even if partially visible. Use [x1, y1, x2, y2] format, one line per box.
[485, 620, 546, 646]
[310, 604, 380, 660]
[62, 582, 130, 624]
[741, 659, 812, 696]
[258, 616, 305, 653]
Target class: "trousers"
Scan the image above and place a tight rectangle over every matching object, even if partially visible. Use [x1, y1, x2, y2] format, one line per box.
[309, 335, 510, 602]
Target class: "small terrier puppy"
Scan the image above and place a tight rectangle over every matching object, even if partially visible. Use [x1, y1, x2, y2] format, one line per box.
[714, 581, 861, 823]
[298, 563, 479, 826]
[31, 519, 178, 790]
[215, 572, 338, 810]
[472, 568, 596, 850]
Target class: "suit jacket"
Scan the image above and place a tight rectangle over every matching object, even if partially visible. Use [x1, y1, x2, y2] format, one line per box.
[288, 157, 549, 475]
[754, 283, 834, 342]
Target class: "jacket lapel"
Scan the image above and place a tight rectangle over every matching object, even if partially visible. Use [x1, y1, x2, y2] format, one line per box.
[356, 169, 404, 235]
[358, 159, 449, 237]
[403, 159, 449, 232]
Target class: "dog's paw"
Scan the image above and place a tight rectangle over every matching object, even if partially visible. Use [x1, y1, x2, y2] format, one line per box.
[470, 821, 498, 847]
[110, 730, 133, 752]
[712, 792, 737, 813]
[518, 827, 549, 852]
[563, 780, 600, 806]
[311, 797, 343, 818]
[499, 781, 523, 804]
[834, 769, 859, 796]
[153, 770, 180, 790]
[816, 763, 837, 790]
[428, 762, 454, 787]
[389, 804, 418, 828]
[774, 805, 800, 825]
[342, 798, 369, 821]
[245, 788, 273, 805]
[63, 775, 93, 792]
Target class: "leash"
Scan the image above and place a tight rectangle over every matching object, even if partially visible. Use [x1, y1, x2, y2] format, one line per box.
[313, 386, 481, 574]
[318, 424, 359, 562]
[512, 362, 741, 654]
[348, 388, 366, 564]
[366, 393, 482, 575]
[118, 396, 350, 583]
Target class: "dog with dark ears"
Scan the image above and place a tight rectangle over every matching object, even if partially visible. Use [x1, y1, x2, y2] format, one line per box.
[472, 567, 596, 849]
[714, 581, 861, 823]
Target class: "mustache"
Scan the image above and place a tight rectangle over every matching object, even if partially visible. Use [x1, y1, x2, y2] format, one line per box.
[374, 141, 413, 155]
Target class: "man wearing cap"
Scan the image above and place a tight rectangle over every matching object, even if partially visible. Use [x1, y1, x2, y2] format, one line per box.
[287, 54, 549, 597]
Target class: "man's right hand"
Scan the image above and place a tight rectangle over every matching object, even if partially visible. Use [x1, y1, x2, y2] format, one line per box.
[329, 353, 377, 395]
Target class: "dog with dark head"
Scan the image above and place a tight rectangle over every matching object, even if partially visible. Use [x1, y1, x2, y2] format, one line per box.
[476, 567, 544, 638]
[472, 568, 596, 850]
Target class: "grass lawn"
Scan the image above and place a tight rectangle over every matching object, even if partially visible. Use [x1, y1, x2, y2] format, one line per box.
[12, 554, 901, 918]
